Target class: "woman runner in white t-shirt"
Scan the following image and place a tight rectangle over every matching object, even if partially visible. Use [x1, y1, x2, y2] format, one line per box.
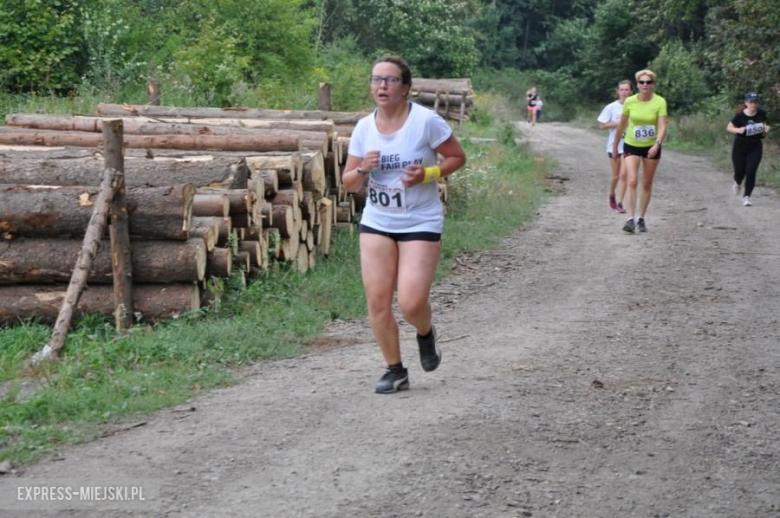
[343, 55, 466, 394]
[597, 80, 633, 213]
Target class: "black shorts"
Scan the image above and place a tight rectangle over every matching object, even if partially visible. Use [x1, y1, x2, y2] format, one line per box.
[360, 224, 441, 242]
[623, 143, 661, 160]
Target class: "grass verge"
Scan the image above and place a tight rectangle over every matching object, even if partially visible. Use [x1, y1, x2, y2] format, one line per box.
[0, 93, 550, 466]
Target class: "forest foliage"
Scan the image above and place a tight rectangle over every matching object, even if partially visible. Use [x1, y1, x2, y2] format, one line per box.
[0, 0, 777, 116]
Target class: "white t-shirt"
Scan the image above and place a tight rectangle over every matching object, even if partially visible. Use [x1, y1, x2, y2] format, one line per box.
[597, 100, 625, 154]
[349, 102, 452, 233]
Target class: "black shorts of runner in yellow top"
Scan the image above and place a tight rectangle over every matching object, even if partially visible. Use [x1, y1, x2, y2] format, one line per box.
[360, 224, 441, 242]
[623, 142, 662, 160]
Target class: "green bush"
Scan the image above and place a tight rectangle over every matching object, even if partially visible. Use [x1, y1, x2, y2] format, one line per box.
[650, 40, 710, 116]
[0, 0, 85, 92]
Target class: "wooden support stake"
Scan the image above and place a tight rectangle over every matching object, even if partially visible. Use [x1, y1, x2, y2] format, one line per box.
[105, 120, 134, 331]
[148, 79, 161, 106]
[318, 83, 333, 111]
[35, 167, 120, 362]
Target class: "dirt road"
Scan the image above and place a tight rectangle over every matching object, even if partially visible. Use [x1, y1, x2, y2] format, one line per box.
[3, 123, 779, 517]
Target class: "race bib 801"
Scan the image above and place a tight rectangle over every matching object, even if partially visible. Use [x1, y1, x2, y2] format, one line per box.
[367, 177, 406, 213]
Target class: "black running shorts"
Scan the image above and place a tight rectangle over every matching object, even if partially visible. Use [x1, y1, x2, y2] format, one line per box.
[623, 143, 661, 160]
[360, 224, 441, 242]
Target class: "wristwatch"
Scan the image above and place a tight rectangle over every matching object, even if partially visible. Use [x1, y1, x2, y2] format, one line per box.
[355, 167, 367, 175]
[655, 141, 663, 147]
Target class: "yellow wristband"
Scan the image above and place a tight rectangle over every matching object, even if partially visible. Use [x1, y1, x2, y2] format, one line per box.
[423, 166, 442, 184]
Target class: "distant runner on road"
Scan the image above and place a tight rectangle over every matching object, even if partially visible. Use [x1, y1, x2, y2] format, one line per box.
[727, 92, 771, 207]
[613, 69, 667, 234]
[598, 80, 633, 214]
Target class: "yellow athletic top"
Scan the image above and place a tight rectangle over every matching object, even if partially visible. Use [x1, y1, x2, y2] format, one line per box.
[622, 93, 667, 147]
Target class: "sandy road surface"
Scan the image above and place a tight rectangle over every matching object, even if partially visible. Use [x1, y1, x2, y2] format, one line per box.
[2, 123, 779, 517]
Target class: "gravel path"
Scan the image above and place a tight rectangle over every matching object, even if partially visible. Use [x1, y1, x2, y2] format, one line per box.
[2, 122, 779, 517]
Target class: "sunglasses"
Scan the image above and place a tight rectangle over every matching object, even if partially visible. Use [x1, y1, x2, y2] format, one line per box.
[370, 75, 402, 85]
[637, 80, 654, 85]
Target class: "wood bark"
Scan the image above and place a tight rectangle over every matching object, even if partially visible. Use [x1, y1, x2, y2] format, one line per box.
[257, 169, 278, 197]
[47, 167, 119, 357]
[0, 238, 207, 284]
[301, 151, 326, 196]
[410, 78, 473, 96]
[271, 189, 302, 223]
[0, 184, 194, 240]
[318, 83, 333, 111]
[193, 193, 230, 217]
[0, 128, 300, 152]
[206, 248, 232, 278]
[103, 119, 134, 332]
[147, 80, 161, 105]
[245, 155, 297, 183]
[0, 284, 200, 327]
[96, 103, 369, 126]
[269, 205, 295, 238]
[6, 114, 329, 151]
[410, 91, 473, 106]
[190, 217, 220, 251]
[0, 155, 248, 189]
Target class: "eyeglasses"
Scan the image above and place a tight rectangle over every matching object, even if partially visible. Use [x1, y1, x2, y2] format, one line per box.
[370, 75, 402, 85]
[637, 80, 654, 85]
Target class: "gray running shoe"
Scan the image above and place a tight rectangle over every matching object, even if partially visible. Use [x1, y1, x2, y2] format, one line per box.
[743, 196, 752, 207]
[732, 182, 740, 195]
[622, 219, 636, 234]
[417, 325, 441, 372]
[375, 367, 409, 394]
[637, 218, 647, 232]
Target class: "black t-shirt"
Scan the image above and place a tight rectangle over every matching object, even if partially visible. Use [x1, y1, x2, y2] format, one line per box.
[731, 109, 768, 147]
[527, 94, 538, 107]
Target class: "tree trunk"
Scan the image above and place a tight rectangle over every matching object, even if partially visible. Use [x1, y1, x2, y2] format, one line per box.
[96, 103, 369, 126]
[245, 155, 298, 183]
[193, 193, 230, 217]
[0, 184, 194, 240]
[410, 91, 473, 106]
[0, 284, 200, 327]
[301, 151, 327, 196]
[0, 238, 207, 284]
[6, 113, 328, 151]
[410, 78, 473, 96]
[270, 205, 296, 238]
[5, 114, 338, 134]
[318, 83, 333, 111]
[189, 218, 218, 251]
[206, 248, 232, 278]
[0, 128, 300, 152]
[0, 155, 249, 189]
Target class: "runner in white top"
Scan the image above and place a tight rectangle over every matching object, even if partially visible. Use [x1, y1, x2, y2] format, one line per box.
[597, 80, 633, 213]
[343, 55, 466, 394]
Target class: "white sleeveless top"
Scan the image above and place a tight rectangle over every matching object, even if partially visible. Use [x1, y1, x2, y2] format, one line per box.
[349, 102, 452, 233]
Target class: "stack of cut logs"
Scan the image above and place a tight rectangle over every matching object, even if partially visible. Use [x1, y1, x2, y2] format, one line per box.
[410, 78, 474, 124]
[0, 104, 370, 326]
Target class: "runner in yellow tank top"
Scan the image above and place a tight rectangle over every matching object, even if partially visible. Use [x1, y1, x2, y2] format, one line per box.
[612, 69, 667, 233]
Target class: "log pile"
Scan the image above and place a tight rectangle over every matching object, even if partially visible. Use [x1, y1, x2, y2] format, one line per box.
[410, 78, 474, 124]
[0, 107, 365, 326]
[0, 92, 459, 327]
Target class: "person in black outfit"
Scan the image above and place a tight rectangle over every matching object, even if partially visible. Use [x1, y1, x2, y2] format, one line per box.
[727, 92, 771, 206]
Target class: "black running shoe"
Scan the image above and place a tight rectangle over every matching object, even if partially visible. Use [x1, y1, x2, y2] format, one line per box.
[637, 218, 647, 232]
[622, 219, 635, 234]
[374, 367, 409, 394]
[417, 325, 441, 372]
